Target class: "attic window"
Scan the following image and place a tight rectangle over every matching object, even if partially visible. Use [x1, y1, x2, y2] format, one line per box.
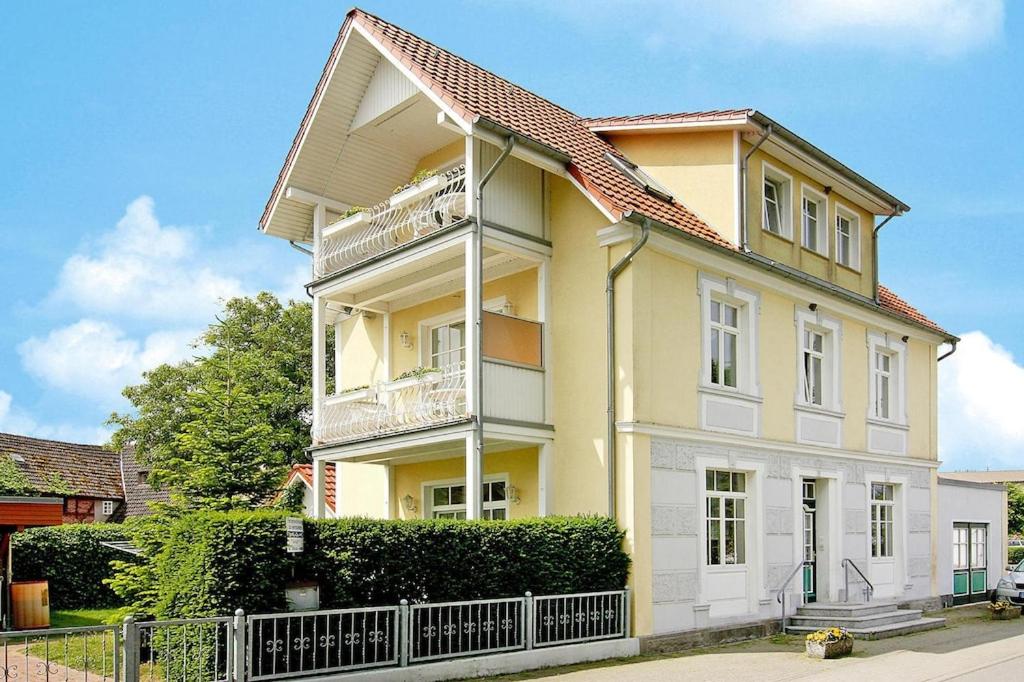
[10, 453, 25, 462]
[604, 152, 674, 203]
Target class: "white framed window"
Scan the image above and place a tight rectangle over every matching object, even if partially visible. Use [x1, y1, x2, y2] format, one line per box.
[101, 500, 114, 516]
[705, 469, 747, 565]
[425, 477, 508, 520]
[952, 526, 969, 570]
[801, 187, 827, 255]
[835, 204, 860, 269]
[762, 163, 793, 239]
[699, 274, 760, 397]
[794, 309, 842, 412]
[709, 300, 740, 388]
[870, 483, 895, 558]
[867, 332, 906, 425]
[429, 321, 465, 369]
[971, 526, 987, 568]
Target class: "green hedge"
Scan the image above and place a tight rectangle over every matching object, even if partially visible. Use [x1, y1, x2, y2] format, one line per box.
[118, 512, 629, 619]
[1009, 545, 1024, 565]
[12, 524, 131, 609]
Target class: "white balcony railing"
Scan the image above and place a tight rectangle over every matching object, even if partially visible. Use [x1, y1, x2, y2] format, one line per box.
[315, 165, 467, 278]
[315, 363, 468, 444]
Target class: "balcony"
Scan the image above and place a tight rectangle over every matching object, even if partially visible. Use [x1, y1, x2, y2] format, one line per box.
[314, 313, 545, 445]
[315, 165, 467, 279]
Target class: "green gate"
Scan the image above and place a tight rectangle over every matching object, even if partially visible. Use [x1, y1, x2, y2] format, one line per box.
[952, 522, 988, 605]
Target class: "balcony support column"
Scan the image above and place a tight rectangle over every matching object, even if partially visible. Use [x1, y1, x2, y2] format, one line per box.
[464, 431, 481, 521]
[464, 235, 483, 520]
[538, 442, 554, 516]
[312, 296, 327, 443]
[311, 458, 327, 519]
[333, 320, 343, 395]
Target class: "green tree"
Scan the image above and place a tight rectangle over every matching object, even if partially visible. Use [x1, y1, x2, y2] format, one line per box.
[109, 293, 316, 509]
[1008, 482, 1024, 536]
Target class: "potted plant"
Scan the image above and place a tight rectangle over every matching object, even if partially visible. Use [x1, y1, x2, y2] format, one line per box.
[805, 627, 854, 659]
[322, 205, 372, 239]
[390, 168, 442, 207]
[388, 366, 443, 391]
[988, 599, 1021, 620]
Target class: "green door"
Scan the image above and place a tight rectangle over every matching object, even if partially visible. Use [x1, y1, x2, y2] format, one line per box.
[952, 523, 988, 605]
[802, 479, 817, 604]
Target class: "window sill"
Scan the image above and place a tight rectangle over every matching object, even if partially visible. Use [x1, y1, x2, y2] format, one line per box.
[705, 564, 748, 574]
[867, 417, 909, 431]
[762, 227, 794, 244]
[699, 384, 762, 403]
[800, 245, 829, 260]
[836, 261, 862, 275]
[794, 403, 845, 419]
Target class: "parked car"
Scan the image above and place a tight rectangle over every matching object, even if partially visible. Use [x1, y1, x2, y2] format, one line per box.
[1008, 538, 1024, 547]
[991, 558, 1024, 606]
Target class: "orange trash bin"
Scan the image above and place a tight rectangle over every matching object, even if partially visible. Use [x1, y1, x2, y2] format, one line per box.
[11, 580, 50, 629]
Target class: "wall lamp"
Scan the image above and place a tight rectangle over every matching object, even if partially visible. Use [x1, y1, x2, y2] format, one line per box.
[402, 494, 418, 514]
[399, 331, 414, 349]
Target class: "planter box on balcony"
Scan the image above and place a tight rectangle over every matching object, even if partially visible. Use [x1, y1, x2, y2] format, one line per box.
[327, 387, 377, 404]
[389, 175, 444, 209]
[322, 211, 373, 239]
[387, 371, 443, 392]
[805, 637, 853, 659]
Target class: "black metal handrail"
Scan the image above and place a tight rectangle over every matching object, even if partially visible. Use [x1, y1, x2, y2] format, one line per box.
[842, 558, 875, 602]
[775, 560, 810, 632]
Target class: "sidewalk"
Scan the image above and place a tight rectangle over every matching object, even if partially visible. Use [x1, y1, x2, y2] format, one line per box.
[478, 605, 1024, 681]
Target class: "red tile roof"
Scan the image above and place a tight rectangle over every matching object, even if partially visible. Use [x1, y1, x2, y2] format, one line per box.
[583, 110, 754, 127]
[877, 285, 945, 335]
[287, 463, 336, 512]
[264, 8, 951, 339]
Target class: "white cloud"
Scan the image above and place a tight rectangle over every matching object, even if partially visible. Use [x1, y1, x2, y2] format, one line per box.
[520, 0, 1004, 57]
[939, 331, 1024, 470]
[18, 319, 197, 404]
[52, 196, 246, 322]
[0, 390, 111, 444]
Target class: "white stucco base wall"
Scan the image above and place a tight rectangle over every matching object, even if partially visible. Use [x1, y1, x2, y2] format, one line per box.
[936, 477, 1007, 598]
[648, 435, 936, 636]
[292, 638, 640, 682]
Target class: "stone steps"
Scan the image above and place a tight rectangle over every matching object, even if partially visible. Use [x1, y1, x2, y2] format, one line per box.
[786, 602, 945, 640]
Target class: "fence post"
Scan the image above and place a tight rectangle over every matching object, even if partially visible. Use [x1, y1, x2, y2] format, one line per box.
[232, 609, 246, 682]
[524, 592, 534, 650]
[113, 621, 123, 682]
[122, 616, 138, 682]
[623, 588, 632, 639]
[399, 600, 410, 667]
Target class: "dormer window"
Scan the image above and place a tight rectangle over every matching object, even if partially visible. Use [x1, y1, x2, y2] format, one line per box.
[604, 152, 673, 203]
[762, 163, 792, 239]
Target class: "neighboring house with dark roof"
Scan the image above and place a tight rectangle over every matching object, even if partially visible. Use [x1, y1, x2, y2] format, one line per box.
[258, 8, 956, 638]
[939, 471, 1024, 485]
[0, 432, 124, 523]
[117, 444, 173, 517]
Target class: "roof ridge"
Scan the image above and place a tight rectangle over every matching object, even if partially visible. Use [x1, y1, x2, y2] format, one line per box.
[0, 430, 112, 453]
[349, 8, 585, 124]
[583, 109, 755, 121]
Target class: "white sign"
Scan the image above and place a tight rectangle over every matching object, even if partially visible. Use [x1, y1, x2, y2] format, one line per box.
[286, 516, 304, 553]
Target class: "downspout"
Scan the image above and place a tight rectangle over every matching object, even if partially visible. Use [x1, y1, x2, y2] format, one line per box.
[290, 240, 314, 257]
[473, 135, 515, 518]
[606, 218, 651, 518]
[938, 340, 958, 362]
[740, 124, 772, 252]
[871, 210, 899, 304]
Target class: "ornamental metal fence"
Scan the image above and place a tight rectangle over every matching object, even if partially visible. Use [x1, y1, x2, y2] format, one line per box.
[0, 589, 628, 682]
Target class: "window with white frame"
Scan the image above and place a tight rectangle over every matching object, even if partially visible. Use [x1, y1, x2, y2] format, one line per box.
[428, 480, 508, 520]
[762, 165, 792, 239]
[430, 321, 465, 369]
[873, 350, 894, 420]
[870, 483, 895, 558]
[801, 188, 827, 255]
[102, 500, 114, 516]
[709, 299, 740, 388]
[803, 329, 825, 406]
[700, 275, 759, 398]
[706, 470, 746, 565]
[971, 526, 987, 568]
[795, 310, 842, 412]
[952, 526, 969, 570]
[835, 205, 860, 269]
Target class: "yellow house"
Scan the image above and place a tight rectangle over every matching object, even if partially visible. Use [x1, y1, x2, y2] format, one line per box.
[259, 8, 957, 640]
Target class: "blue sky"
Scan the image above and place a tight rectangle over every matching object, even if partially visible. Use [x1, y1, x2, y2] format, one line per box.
[0, 1, 1019, 470]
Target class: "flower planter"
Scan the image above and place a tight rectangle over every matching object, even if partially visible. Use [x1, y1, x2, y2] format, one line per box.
[806, 637, 854, 659]
[990, 607, 1020, 620]
[390, 174, 444, 208]
[322, 211, 373, 239]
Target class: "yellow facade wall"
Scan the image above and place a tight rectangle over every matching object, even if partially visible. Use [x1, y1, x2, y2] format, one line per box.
[606, 131, 738, 243]
[548, 176, 614, 516]
[391, 448, 539, 520]
[414, 139, 466, 176]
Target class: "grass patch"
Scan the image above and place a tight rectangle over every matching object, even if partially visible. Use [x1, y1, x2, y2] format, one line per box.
[49, 608, 122, 628]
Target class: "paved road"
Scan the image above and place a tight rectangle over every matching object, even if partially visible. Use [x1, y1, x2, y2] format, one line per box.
[491, 605, 1024, 681]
